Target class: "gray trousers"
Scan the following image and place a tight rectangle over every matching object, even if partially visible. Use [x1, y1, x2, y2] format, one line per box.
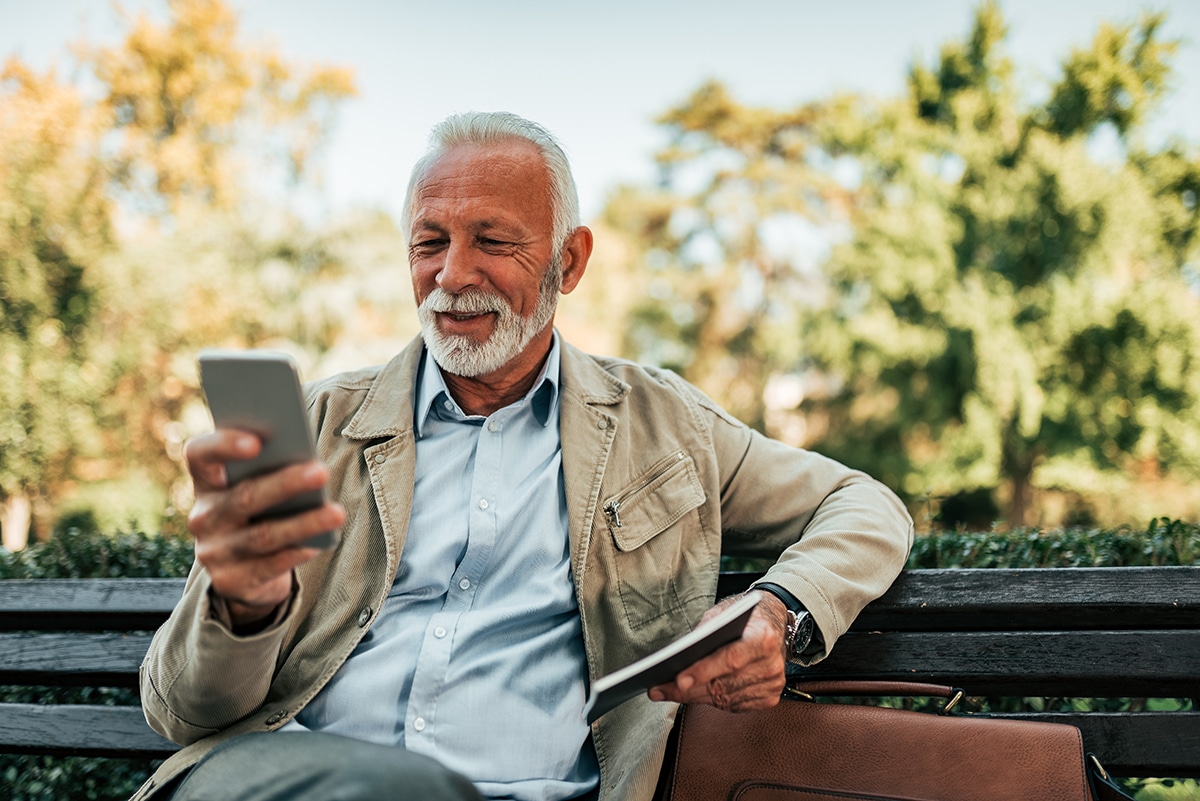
[165, 731, 484, 801]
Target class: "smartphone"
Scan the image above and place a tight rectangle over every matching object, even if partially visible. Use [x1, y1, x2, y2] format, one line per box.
[197, 350, 339, 550]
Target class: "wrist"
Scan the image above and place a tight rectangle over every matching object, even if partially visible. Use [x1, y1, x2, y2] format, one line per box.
[755, 582, 815, 663]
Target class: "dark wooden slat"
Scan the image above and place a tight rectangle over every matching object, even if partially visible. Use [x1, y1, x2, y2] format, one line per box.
[987, 712, 1200, 778]
[0, 704, 178, 758]
[721, 567, 1200, 631]
[0, 578, 185, 631]
[800, 630, 1200, 696]
[0, 632, 152, 687]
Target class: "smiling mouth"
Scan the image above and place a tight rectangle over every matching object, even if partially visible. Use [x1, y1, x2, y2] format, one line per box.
[441, 311, 494, 321]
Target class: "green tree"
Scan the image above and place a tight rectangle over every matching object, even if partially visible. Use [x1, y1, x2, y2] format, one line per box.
[0, 0, 358, 546]
[86, 0, 355, 218]
[602, 82, 844, 429]
[0, 61, 113, 550]
[604, 3, 1200, 527]
[805, 4, 1200, 526]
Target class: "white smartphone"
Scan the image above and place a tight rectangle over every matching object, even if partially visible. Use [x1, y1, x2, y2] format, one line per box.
[197, 350, 339, 550]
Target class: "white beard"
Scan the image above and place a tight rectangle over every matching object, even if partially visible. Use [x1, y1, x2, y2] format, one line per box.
[418, 257, 563, 378]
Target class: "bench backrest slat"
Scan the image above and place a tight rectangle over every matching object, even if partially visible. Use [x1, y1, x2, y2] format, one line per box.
[804, 630, 1200, 697]
[0, 578, 183, 631]
[721, 567, 1200, 630]
[992, 711, 1200, 777]
[0, 704, 176, 759]
[0, 632, 151, 687]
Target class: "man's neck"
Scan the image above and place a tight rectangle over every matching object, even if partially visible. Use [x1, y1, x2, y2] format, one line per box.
[439, 330, 555, 417]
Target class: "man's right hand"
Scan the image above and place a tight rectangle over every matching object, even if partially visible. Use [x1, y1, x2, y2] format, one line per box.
[185, 430, 346, 630]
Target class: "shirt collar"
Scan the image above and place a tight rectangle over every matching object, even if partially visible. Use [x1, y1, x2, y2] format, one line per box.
[415, 331, 562, 437]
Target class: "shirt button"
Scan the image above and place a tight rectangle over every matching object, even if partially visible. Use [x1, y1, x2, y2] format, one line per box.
[487, 420, 500, 433]
[478, 498, 489, 510]
[443, 400, 453, 411]
[434, 626, 447, 638]
[597, 418, 608, 429]
[413, 717, 426, 732]
[373, 453, 386, 464]
[356, 606, 372, 627]
[458, 578, 471, 591]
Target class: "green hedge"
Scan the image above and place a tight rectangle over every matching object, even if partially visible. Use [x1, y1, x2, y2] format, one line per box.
[2, 520, 1198, 800]
[0, 525, 195, 580]
[906, 517, 1199, 569]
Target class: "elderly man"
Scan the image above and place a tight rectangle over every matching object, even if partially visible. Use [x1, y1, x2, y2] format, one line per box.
[135, 112, 912, 801]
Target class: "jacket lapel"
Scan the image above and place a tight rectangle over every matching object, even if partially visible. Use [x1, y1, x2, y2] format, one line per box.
[558, 341, 629, 586]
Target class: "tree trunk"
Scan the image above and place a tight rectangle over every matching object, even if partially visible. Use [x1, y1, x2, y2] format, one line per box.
[1007, 471, 1032, 529]
[1, 492, 32, 551]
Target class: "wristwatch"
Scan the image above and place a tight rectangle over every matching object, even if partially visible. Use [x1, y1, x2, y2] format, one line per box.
[755, 582, 815, 663]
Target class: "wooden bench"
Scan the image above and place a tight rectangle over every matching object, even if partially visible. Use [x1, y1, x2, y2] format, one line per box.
[2, 567, 1198, 781]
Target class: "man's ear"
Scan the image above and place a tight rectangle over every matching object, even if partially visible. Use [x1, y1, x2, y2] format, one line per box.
[559, 226, 593, 295]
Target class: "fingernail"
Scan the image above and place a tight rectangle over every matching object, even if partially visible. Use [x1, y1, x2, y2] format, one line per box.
[648, 689, 665, 702]
[677, 675, 694, 691]
[236, 435, 257, 454]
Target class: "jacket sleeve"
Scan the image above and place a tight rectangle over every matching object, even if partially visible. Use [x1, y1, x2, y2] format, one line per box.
[693, 386, 914, 664]
[139, 562, 297, 744]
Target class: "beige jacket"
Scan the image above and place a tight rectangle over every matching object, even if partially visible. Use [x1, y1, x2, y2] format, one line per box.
[135, 337, 913, 801]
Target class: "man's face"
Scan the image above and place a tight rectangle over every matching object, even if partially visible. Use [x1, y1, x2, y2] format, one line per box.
[407, 141, 561, 378]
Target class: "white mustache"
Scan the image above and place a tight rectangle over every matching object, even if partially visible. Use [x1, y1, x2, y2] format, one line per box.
[420, 288, 509, 315]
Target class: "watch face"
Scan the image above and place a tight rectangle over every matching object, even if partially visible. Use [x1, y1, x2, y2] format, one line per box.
[789, 611, 815, 658]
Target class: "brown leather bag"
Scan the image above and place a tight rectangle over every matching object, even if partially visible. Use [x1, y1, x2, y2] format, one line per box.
[659, 680, 1135, 801]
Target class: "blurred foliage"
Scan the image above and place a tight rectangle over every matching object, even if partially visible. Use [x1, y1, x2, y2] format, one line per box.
[907, 515, 1199, 569]
[604, 2, 1200, 529]
[0, 58, 114, 551]
[85, 0, 355, 217]
[0, 0, 415, 550]
[0, 520, 193, 579]
[2, 754, 158, 801]
[722, 515, 1200, 573]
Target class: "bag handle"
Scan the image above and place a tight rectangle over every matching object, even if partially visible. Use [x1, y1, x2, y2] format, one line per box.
[785, 680, 965, 712]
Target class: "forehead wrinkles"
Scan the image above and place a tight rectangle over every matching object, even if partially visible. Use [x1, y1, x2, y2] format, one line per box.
[411, 143, 552, 231]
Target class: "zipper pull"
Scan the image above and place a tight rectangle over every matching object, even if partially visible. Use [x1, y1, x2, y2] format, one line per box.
[604, 500, 623, 528]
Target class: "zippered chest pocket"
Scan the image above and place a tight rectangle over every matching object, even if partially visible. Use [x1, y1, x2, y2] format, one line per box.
[603, 451, 705, 551]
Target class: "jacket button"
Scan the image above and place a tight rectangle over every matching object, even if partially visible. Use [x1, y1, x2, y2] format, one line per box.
[373, 453, 387, 464]
[597, 418, 608, 430]
[357, 606, 372, 627]
[265, 710, 288, 725]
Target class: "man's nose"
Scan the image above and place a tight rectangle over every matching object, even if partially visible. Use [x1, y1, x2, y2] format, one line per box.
[436, 241, 482, 294]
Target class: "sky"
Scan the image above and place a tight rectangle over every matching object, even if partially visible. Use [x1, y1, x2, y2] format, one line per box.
[2, 0, 1198, 223]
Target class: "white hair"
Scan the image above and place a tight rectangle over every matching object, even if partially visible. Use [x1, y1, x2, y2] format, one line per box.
[401, 111, 581, 251]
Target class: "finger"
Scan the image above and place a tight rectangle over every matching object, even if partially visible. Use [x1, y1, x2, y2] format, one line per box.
[651, 662, 784, 711]
[191, 461, 331, 537]
[185, 430, 261, 490]
[196, 504, 344, 610]
[197, 501, 345, 565]
[651, 640, 779, 704]
[226, 461, 332, 523]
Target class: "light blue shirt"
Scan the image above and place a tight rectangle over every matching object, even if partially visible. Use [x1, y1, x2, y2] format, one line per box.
[289, 334, 598, 800]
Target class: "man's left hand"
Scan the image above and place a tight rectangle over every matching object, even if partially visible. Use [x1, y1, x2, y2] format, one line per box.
[647, 590, 789, 712]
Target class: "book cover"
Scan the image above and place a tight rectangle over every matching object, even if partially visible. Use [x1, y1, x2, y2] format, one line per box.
[584, 592, 761, 723]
